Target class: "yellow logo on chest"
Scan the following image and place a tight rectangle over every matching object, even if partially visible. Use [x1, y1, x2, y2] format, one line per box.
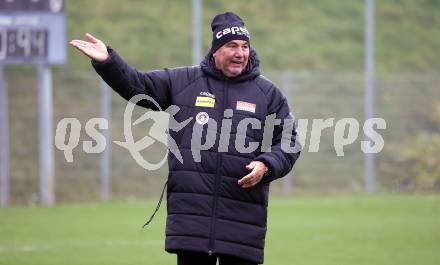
[195, 96, 215, 108]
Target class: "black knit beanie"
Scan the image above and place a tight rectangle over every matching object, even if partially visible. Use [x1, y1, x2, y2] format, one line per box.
[210, 12, 251, 53]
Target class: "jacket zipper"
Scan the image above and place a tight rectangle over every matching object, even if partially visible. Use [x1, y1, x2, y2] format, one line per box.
[208, 80, 228, 256]
[208, 153, 221, 256]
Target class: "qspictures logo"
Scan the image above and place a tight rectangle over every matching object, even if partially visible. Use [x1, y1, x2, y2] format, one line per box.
[55, 95, 386, 170]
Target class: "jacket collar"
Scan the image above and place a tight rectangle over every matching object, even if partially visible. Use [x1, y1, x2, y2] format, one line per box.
[200, 48, 261, 82]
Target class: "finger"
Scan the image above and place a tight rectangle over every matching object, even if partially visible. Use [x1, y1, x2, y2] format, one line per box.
[69, 42, 93, 58]
[242, 183, 255, 188]
[238, 172, 255, 186]
[238, 175, 249, 186]
[69, 41, 84, 51]
[69, 40, 80, 46]
[241, 178, 257, 188]
[243, 172, 265, 188]
[73, 39, 90, 44]
[245, 161, 256, 170]
[85, 33, 98, 43]
[70, 40, 91, 47]
[69, 41, 87, 51]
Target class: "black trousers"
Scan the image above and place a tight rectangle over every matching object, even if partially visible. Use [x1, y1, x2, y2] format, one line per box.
[177, 250, 258, 265]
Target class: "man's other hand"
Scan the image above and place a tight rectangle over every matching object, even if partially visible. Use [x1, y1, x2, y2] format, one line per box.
[238, 161, 267, 188]
[70, 33, 109, 62]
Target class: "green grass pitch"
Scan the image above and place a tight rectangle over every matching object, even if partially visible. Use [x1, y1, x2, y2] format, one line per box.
[1, 194, 439, 265]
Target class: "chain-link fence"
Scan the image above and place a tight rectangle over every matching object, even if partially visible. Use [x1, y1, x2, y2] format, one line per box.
[4, 68, 440, 204]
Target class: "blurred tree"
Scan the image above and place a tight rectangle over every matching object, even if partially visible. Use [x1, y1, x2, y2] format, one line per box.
[382, 102, 440, 191]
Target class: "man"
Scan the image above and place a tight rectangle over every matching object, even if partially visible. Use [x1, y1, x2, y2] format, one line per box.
[71, 12, 300, 265]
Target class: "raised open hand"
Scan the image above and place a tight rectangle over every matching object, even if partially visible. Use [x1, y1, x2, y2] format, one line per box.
[70, 33, 109, 62]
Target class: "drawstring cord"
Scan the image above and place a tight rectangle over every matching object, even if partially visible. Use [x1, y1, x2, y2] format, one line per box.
[142, 180, 168, 228]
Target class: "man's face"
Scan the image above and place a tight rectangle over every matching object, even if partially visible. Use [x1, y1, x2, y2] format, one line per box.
[213, 40, 249, 78]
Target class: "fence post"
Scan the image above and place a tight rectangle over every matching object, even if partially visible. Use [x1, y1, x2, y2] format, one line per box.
[192, 0, 202, 65]
[364, 0, 375, 193]
[38, 64, 55, 205]
[282, 71, 293, 194]
[0, 64, 9, 207]
[101, 81, 112, 201]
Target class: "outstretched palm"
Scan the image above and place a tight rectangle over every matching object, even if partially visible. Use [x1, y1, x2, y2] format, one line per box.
[70, 33, 109, 62]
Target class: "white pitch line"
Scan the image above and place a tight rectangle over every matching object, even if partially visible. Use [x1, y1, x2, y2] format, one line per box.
[0, 240, 162, 253]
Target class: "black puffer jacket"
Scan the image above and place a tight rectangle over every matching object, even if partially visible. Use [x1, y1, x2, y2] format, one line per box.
[92, 47, 300, 264]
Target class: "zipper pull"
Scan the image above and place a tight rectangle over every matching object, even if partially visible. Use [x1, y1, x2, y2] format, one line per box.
[208, 250, 213, 256]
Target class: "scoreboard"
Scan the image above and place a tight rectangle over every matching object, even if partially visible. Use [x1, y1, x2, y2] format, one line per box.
[0, 0, 66, 65]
